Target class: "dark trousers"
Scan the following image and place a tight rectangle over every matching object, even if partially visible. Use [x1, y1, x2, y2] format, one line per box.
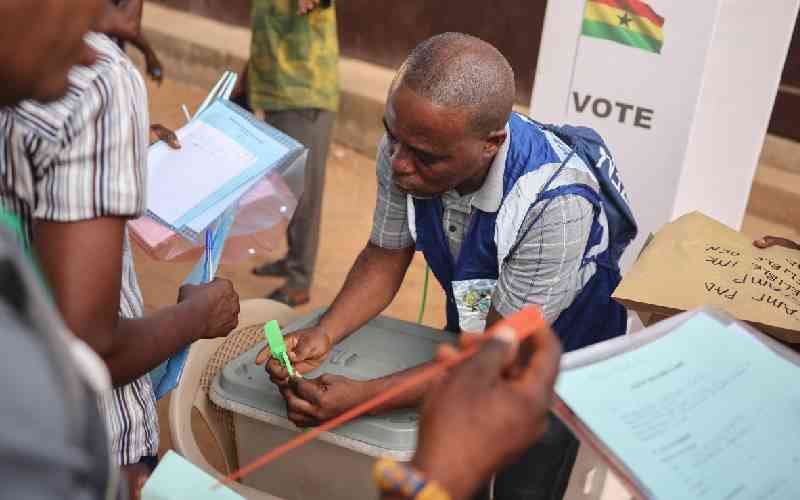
[473, 414, 580, 500]
[263, 109, 336, 290]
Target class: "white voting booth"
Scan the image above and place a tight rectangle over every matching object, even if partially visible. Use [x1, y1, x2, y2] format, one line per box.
[531, 2, 799, 498]
[531, 0, 800, 272]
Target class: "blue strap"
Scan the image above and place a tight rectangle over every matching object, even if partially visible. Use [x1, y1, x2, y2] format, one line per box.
[501, 151, 574, 265]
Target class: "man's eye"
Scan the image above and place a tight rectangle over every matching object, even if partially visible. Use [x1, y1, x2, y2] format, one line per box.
[415, 152, 438, 167]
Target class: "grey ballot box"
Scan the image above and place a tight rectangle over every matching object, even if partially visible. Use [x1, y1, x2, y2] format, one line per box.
[210, 311, 457, 500]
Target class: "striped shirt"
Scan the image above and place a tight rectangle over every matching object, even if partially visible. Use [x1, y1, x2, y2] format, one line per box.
[370, 134, 595, 323]
[0, 33, 158, 465]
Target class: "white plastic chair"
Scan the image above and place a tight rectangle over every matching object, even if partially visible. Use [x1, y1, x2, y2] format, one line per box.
[169, 298, 300, 499]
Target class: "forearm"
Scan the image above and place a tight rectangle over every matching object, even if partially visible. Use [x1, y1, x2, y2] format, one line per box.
[362, 361, 445, 415]
[129, 34, 158, 63]
[105, 299, 207, 386]
[320, 242, 414, 343]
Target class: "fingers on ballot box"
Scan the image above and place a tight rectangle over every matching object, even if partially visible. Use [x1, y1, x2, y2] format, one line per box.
[209, 312, 457, 500]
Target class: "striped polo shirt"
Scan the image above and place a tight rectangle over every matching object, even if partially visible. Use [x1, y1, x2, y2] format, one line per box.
[0, 33, 158, 465]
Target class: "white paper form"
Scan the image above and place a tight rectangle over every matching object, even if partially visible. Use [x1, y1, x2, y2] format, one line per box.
[146, 119, 257, 226]
[557, 313, 800, 500]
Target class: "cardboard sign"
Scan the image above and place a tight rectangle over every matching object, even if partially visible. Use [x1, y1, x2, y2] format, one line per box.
[613, 212, 800, 343]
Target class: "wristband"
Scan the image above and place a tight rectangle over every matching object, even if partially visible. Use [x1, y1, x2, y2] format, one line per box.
[373, 458, 452, 500]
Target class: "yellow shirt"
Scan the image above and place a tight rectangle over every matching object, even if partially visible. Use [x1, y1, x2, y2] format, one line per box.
[247, 0, 340, 112]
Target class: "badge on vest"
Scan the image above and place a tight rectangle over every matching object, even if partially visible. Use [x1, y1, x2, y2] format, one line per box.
[452, 279, 497, 333]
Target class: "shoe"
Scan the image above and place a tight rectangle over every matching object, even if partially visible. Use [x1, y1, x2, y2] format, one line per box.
[267, 287, 310, 307]
[252, 259, 288, 277]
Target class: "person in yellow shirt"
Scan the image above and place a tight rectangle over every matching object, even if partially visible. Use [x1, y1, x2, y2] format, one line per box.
[235, 0, 339, 307]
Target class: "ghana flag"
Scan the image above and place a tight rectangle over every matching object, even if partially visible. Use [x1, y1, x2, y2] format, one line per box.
[582, 0, 665, 54]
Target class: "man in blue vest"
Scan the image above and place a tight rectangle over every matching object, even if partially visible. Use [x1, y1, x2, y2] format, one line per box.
[260, 32, 636, 499]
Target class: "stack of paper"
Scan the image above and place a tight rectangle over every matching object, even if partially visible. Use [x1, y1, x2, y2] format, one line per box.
[144, 99, 304, 242]
[556, 308, 800, 500]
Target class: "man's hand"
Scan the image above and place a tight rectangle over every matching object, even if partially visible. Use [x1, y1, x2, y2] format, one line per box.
[411, 323, 562, 500]
[122, 462, 150, 500]
[281, 374, 373, 427]
[754, 235, 800, 251]
[297, 0, 322, 15]
[177, 278, 240, 340]
[149, 124, 180, 148]
[255, 326, 333, 383]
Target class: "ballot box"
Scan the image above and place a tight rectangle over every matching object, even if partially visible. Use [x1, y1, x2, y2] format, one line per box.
[210, 312, 457, 500]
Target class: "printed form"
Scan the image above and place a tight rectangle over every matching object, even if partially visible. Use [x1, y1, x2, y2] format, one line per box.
[147, 119, 256, 225]
[557, 313, 800, 499]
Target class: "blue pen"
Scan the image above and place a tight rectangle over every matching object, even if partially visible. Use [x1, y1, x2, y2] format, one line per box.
[204, 229, 213, 282]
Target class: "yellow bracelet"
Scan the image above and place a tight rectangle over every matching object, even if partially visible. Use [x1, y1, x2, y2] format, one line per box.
[416, 481, 451, 500]
[373, 458, 452, 500]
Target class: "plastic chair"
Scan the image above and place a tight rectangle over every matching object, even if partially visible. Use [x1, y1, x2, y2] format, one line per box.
[169, 298, 300, 499]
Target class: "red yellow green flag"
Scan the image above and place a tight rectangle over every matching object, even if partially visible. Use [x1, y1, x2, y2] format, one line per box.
[582, 0, 665, 54]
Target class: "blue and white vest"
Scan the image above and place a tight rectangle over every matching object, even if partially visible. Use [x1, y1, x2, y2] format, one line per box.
[408, 113, 636, 352]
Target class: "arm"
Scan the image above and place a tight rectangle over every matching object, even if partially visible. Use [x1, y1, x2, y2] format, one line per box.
[282, 356, 444, 427]
[258, 136, 416, 379]
[403, 320, 561, 500]
[754, 235, 800, 250]
[127, 33, 163, 83]
[30, 56, 238, 387]
[257, 242, 414, 382]
[316, 135, 417, 344]
[34, 218, 238, 386]
[321, 242, 414, 344]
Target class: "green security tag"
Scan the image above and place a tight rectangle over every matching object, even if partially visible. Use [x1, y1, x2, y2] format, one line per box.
[264, 320, 295, 377]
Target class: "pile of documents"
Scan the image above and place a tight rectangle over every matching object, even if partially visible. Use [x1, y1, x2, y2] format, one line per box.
[131, 98, 306, 258]
[556, 307, 800, 500]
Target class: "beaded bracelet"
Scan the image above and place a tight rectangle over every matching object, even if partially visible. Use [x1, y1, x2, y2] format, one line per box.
[373, 458, 452, 500]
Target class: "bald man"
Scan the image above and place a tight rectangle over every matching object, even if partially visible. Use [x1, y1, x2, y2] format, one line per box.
[261, 33, 635, 499]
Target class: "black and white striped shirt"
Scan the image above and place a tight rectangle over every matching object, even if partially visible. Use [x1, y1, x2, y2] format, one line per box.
[0, 33, 158, 465]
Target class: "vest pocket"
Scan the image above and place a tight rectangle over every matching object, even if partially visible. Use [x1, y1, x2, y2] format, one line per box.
[452, 279, 497, 333]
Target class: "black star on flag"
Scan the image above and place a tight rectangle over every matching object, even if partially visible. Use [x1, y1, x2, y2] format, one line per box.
[618, 12, 632, 27]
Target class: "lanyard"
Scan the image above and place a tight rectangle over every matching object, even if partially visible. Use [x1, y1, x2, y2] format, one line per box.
[0, 205, 49, 291]
[0, 205, 28, 250]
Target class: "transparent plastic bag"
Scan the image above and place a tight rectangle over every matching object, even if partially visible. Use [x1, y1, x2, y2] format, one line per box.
[128, 149, 306, 264]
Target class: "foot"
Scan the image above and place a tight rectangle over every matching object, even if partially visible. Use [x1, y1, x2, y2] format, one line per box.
[252, 259, 288, 277]
[267, 287, 310, 307]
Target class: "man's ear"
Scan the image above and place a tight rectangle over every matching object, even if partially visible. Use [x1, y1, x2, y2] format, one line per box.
[482, 129, 507, 158]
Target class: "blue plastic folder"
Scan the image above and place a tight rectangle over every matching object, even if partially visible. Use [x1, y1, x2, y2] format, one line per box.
[147, 98, 305, 399]
[144, 99, 305, 242]
[141, 451, 243, 500]
[557, 312, 800, 500]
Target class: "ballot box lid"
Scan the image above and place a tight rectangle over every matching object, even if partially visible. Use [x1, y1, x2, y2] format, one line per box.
[210, 311, 457, 457]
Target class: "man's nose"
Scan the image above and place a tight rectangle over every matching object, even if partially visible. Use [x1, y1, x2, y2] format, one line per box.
[390, 145, 415, 175]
